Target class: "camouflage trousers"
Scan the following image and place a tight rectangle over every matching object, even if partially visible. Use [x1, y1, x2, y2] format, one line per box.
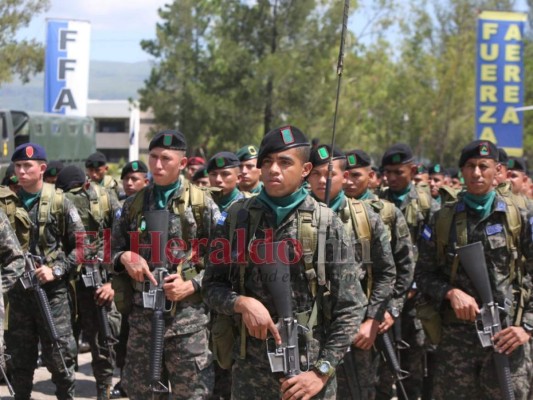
[525, 339, 532, 400]
[231, 336, 336, 400]
[336, 346, 380, 400]
[7, 281, 77, 400]
[123, 306, 214, 400]
[76, 282, 121, 385]
[433, 324, 529, 400]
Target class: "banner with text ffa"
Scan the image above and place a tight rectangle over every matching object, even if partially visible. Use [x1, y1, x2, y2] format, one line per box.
[476, 11, 526, 156]
[44, 19, 91, 116]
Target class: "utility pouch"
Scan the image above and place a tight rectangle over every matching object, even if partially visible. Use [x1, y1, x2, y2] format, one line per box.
[211, 313, 237, 370]
[111, 273, 133, 315]
[416, 296, 442, 345]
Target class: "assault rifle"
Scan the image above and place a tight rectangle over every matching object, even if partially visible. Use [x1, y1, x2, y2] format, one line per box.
[376, 331, 409, 399]
[80, 257, 118, 361]
[457, 241, 515, 400]
[0, 353, 14, 396]
[259, 242, 309, 378]
[20, 253, 69, 374]
[142, 210, 173, 394]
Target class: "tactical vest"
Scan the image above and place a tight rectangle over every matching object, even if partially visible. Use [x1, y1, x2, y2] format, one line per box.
[65, 184, 111, 232]
[0, 185, 31, 251]
[435, 196, 527, 326]
[37, 183, 67, 259]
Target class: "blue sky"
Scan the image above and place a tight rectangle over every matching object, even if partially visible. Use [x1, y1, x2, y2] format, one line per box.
[18, 0, 530, 63]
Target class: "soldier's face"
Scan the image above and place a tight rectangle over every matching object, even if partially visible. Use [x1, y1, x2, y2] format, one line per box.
[413, 173, 429, 185]
[186, 164, 203, 180]
[344, 167, 371, 198]
[208, 168, 241, 196]
[193, 177, 210, 187]
[507, 170, 527, 196]
[429, 174, 445, 198]
[461, 158, 499, 195]
[122, 172, 149, 197]
[86, 165, 108, 183]
[239, 159, 261, 190]
[261, 148, 312, 198]
[14, 160, 46, 190]
[383, 164, 415, 192]
[149, 148, 187, 186]
[307, 160, 345, 202]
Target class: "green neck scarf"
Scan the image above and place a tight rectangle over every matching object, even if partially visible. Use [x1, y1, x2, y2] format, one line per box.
[257, 186, 309, 226]
[249, 182, 263, 194]
[218, 187, 241, 212]
[435, 195, 442, 204]
[19, 189, 41, 210]
[153, 180, 181, 210]
[328, 190, 346, 212]
[356, 189, 372, 201]
[390, 184, 411, 208]
[463, 191, 496, 220]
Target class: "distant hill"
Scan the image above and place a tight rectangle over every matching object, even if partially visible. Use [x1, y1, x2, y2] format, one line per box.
[0, 60, 152, 111]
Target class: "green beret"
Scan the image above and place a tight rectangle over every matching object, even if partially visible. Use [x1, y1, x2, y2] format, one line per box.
[236, 145, 259, 161]
[257, 125, 310, 168]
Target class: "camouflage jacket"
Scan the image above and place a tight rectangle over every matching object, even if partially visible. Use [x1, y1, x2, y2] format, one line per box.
[64, 183, 122, 261]
[380, 184, 440, 258]
[365, 192, 415, 314]
[202, 195, 366, 368]
[21, 184, 85, 276]
[111, 178, 220, 334]
[0, 209, 25, 293]
[415, 193, 533, 326]
[337, 197, 395, 321]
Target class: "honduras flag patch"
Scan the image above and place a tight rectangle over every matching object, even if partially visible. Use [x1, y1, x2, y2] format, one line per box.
[217, 211, 228, 225]
[421, 225, 432, 241]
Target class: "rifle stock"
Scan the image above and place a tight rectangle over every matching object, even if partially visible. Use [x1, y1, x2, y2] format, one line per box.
[456, 241, 515, 400]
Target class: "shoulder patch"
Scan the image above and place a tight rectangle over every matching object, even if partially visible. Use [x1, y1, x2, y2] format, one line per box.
[421, 224, 432, 241]
[69, 207, 81, 224]
[495, 200, 506, 212]
[486, 224, 503, 236]
[115, 209, 122, 220]
[217, 211, 228, 225]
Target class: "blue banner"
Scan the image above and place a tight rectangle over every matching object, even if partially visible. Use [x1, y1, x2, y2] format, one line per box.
[44, 19, 91, 116]
[475, 11, 526, 157]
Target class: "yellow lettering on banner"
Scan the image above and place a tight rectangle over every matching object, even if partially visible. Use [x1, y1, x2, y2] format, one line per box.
[504, 86, 520, 103]
[480, 43, 499, 61]
[481, 65, 497, 81]
[502, 107, 520, 124]
[505, 44, 520, 61]
[504, 65, 520, 82]
[479, 106, 497, 123]
[504, 24, 522, 41]
[479, 127, 497, 142]
[483, 23, 498, 40]
[480, 85, 497, 102]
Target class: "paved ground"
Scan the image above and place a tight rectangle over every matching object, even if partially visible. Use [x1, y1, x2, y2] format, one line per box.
[0, 350, 121, 400]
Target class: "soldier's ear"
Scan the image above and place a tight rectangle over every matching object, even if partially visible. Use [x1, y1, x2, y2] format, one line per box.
[302, 161, 312, 178]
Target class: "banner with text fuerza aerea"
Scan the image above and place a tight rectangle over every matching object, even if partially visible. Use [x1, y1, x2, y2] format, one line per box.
[476, 11, 526, 157]
[44, 19, 91, 117]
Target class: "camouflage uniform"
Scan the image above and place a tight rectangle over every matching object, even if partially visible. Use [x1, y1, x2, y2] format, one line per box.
[361, 193, 416, 399]
[64, 183, 123, 398]
[415, 193, 533, 399]
[111, 178, 218, 400]
[379, 184, 439, 400]
[202, 195, 367, 400]
[0, 209, 26, 349]
[335, 198, 396, 400]
[101, 175, 122, 201]
[7, 183, 85, 400]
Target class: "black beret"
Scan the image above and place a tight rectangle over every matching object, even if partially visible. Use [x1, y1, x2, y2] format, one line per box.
[497, 147, 508, 166]
[345, 149, 371, 169]
[446, 166, 459, 178]
[429, 164, 444, 175]
[149, 130, 187, 151]
[44, 160, 64, 178]
[121, 160, 148, 180]
[12, 143, 47, 162]
[236, 145, 259, 161]
[1, 163, 17, 185]
[257, 125, 310, 168]
[85, 151, 107, 168]
[56, 165, 86, 192]
[310, 145, 344, 167]
[206, 152, 240, 172]
[507, 156, 527, 172]
[381, 143, 413, 167]
[416, 163, 428, 174]
[458, 140, 498, 167]
[192, 166, 208, 181]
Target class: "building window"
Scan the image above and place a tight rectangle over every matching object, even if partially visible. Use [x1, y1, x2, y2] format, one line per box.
[98, 119, 127, 133]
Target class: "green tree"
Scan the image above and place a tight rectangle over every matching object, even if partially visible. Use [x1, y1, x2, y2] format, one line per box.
[0, 0, 50, 85]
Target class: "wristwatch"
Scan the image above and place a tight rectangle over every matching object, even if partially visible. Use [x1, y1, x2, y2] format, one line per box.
[313, 360, 335, 378]
[52, 265, 64, 280]
[523, 323, 533, 336]
[389, 306, 400, 319]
